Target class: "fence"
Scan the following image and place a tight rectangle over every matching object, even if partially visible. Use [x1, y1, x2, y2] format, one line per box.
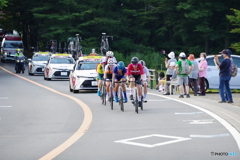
[149, 69, 159, 89]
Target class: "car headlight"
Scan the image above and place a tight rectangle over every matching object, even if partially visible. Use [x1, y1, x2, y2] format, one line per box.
[4, 52, 7, 55]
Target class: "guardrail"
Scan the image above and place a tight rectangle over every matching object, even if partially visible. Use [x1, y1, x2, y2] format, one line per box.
[149, 69, 159, 89]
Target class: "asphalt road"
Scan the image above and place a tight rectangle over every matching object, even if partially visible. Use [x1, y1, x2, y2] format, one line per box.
[0, 62, 239, 160]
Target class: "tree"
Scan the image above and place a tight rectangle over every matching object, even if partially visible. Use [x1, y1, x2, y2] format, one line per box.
[227, 9, 240, 52]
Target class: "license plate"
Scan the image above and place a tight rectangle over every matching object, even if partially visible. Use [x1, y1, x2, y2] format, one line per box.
[61, 72, 68, 76]
[91, 81, 98, 86]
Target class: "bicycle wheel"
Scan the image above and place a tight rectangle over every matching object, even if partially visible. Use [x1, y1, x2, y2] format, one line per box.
[119, 86, 124, 112]
[110, 85, 113, 110]
[135, 88, 138, 114]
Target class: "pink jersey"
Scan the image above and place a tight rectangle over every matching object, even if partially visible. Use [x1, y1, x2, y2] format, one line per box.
[127, 63, 144, 76]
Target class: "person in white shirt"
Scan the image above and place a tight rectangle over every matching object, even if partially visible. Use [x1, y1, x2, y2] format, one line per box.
[139, 60, 150, 102]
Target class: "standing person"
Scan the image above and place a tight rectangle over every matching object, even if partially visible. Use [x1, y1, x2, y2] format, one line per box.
[163, 51, 177, 95]
[139, 60, 150, 102]
[176, 52, 193, 98]
[198, 52, 208, 96]
[127, 57, 144, 107]
[188, 54, 199, 96]
[163, 62, 177, 95]
[214, 49, 233, 103]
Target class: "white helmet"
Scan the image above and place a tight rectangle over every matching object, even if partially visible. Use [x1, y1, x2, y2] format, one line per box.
[139, 60, 146, 66]
[107, 58, 114, 65]
[106, 51, 114, 57]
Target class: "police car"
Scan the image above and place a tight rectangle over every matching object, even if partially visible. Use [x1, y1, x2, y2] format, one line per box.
[28, 52, 51, 75]
[69, 56, 102, 93]
[44, 54, 75, 80]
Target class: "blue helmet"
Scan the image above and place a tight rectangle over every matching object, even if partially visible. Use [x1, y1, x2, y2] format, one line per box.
[117, 61, 125, 70]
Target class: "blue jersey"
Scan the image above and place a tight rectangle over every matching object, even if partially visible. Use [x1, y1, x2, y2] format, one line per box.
[114, 66, 126, 78]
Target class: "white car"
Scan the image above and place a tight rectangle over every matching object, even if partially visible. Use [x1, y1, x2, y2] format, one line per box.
[69, 56, 102, 93]
[44, 54, 75, 80]
[196, 54, 240, 89]
[28, 52, 51, 75]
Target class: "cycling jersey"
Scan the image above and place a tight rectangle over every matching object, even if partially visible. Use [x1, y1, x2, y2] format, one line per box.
[96, 63, 104, 74]
[142, 66, 150, 81]
[102, 56, 117, 65]
[126, 63, 144, 76]
[113, 66, 126, 81]
[105, 64, 116, 79]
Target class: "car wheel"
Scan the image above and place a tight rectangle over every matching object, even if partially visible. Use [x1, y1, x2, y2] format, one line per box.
[29, 72, 34, 76]
[47, 78, 51, 81]
[1, 59, 5, 63]
[73, 90, 79, 93]
[204, 78, 209, 91]
[69, 85, 73, 92]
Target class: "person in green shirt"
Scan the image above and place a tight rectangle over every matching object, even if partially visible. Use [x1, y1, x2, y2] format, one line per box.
[176, 52, 193, 98]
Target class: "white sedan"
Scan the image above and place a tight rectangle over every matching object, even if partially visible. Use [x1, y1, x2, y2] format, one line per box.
[44, 54, 75, 80]
[28, 52, 51, 75]
[69, 56, 102, 93]
[196, 54, 240, 89]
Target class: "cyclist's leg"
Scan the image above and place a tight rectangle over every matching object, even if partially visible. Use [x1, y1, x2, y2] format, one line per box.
[97, 74, 103, 96]
[106, 80, 110, 100]
[121, 76, 128, 102]
[135, 74, 142, 102]
[114, 78, 119, 102]
[129, 75, 135, 100]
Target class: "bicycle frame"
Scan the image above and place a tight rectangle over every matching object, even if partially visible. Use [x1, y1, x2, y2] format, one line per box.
[100, 33, 113, 55]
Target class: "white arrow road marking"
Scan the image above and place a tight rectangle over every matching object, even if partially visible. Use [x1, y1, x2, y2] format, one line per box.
[183, 119, 215, 124]
[175, 112, 203, 115]
[115, 134, 191, 148]
[190, 134, 230, 138]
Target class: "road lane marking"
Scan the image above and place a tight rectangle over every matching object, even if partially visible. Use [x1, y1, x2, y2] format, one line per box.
[0, 66, 93, 160]
[148, 99, 172, 102]
[0, 97, 9, 99]
[115, 134, 191, 148]
[0, 106, 12, 108]
[183, 119, 215, 124]
[190, 134, 230, 138]
[175, 112, 203, 115]
[148, 92, 240, 151]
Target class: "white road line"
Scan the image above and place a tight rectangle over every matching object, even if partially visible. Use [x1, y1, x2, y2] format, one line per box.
[148, 92, 240, 151]
[183, 119, 215, 124]
[115, 134, 191, 148]
[0, 97, 9, 99]
[175, 112, 203, 115]
[0, 106, 12, 108]
[148, 99, 172, 102]
[190, 134, 230, 138]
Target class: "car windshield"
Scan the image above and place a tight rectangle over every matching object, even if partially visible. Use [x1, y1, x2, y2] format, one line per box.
[4, 42, 23, 48]
[77, 62, 98, 70]
[32, 55, 50, 61]
[206, 56, 224, 66]
[50, 57, 75, 64]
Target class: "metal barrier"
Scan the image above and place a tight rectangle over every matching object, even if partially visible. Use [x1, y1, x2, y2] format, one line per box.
[149, 69, 158, 89]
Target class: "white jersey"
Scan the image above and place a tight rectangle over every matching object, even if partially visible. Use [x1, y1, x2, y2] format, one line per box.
[142, 66, 150, 81]
[102, 56, 117, 64]
[104, 64, 117, 74]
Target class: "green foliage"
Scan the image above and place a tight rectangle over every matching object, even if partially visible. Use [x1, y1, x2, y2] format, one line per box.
[0, 0, 8, 9]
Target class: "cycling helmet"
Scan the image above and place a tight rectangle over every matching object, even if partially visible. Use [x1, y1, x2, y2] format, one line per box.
[107, 58, 114, 65]
[106, 51, 114, 57]
[131, 57, 139, 64]
[139, 60, 146, 66]
[117, 61, 125, 70]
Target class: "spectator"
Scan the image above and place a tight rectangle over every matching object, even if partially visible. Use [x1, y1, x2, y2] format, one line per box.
[198, 52, 208, 96]
[214, 49, 233, 103]
[188, 54, 199, 96]
[163, 51, 177, 95]
[163, 62, 177, 95]
[156, 72, 166, 92]
[176, 52, 193, 98]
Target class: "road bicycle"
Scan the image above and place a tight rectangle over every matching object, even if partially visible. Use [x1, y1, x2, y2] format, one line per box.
[114, 80, 127, 112]
[67, 34, 83, 59]
[100, 33, 113, 55]
[129, 80, 143, 114]
[100, 79, 106, 106]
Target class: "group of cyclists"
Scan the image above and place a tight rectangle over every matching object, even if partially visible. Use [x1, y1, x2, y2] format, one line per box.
[96, 51, 150, 108]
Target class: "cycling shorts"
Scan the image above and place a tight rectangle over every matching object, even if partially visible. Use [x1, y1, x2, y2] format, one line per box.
[115, 76, 126, 81]
[130, 74, 141, 85]
[97, 73, 104, 80]
[106, 73, 113, 80]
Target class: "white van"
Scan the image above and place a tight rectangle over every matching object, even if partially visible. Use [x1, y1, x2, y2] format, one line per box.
[1, 35, 24, 62]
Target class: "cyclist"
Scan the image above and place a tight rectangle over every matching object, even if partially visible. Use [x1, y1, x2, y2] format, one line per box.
[139, 60, 150, 102]
[112, 61, 128, 103]
[127, 57, 144, 107]
[104, 58, 117, 101]
[96, 59, 104, 96]
[102, 51, 117, 68]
